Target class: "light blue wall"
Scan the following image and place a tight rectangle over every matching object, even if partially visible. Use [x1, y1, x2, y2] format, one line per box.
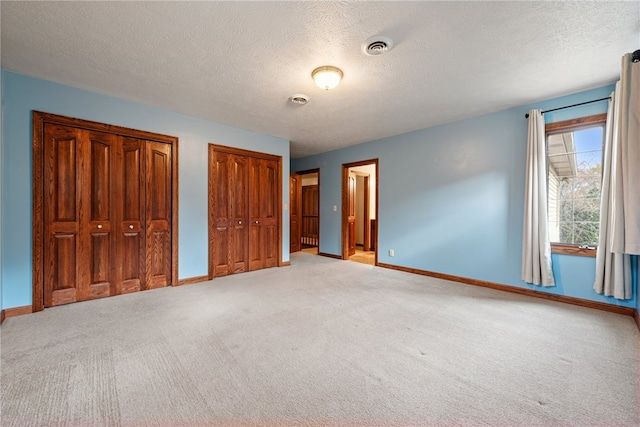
[292, 84, 636, 308]
[636, 257, 640, 314]
[0, 71, 4, 312]
[1, 70, 290, 310]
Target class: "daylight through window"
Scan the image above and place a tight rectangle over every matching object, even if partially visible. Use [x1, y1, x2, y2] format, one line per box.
[546, 116, 606, 247]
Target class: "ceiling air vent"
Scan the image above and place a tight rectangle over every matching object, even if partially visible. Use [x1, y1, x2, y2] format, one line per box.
[362, 36, 394, 56]
[289, 94, 309, 105]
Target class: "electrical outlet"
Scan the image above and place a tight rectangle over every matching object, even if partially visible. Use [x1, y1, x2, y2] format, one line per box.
[333, 205, 337, 212]
[389, 249, 394, 257]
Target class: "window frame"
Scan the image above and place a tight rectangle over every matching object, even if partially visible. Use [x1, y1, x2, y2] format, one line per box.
[545, 113, 607, 258]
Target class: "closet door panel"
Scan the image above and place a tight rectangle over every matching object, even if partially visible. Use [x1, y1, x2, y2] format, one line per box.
[145, 141, 172, 289]
[43, 124, 81, 307]
[248, 158, 264, 271]
[88, 232, 111, 298]
[262, 159, 279, 268]
[85, 132, 117, 300]
[231, 155, 249, 273]
[119, 137, 145, 293]
[210, 151, 232, 277]
[50, 233, 78, 305]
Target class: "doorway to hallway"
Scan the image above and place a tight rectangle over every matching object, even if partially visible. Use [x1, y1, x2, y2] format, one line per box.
[342, 160, 378, 265]
[290, 169, 320, 255]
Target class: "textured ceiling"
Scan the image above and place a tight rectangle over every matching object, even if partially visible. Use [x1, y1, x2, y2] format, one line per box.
[2, 1, 638, 158]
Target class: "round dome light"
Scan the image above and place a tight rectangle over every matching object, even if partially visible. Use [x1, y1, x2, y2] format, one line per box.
[312, 66, 343, 90]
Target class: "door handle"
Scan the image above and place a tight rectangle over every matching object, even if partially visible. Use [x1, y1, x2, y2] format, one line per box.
[97, 224, 103, 229]
[129, 225, 134, 229]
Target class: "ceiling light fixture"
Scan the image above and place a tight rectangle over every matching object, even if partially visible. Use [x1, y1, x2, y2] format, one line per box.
[312, 66, 343, 90]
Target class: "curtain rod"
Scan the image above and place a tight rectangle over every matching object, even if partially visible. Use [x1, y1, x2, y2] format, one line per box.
[524, 48, 639, 119]
[524, 97, 611, 119]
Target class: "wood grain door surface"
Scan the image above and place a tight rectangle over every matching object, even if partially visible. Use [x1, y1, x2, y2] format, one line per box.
[348, 171, 357, 256]
[209, 151, 249, 277]
[44, 124, 117, 306]
[42, 123, 172, 307]
[210, 150, 230, 277]
[289, 173, 301, 253]
[261, 158, 279, 269]
[145, 141, 173, 289]
[209, 146, 281, 278]
[249, 157, 265, 271]
[119, 137, 146, 295]
[249, 157, 279, 271]
[210, 151, 253, 276]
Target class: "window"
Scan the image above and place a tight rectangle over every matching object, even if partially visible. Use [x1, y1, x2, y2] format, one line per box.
[545, 114, 606, 256]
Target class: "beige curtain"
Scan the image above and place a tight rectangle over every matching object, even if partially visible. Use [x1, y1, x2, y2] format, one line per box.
[521, 109, 555, 286]
[593, 87, 632, 299]
[594, 53, 639, 299]
[616, 53, 640, 255]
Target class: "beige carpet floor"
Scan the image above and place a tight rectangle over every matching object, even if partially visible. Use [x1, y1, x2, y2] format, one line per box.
[1, 252, 639, 426]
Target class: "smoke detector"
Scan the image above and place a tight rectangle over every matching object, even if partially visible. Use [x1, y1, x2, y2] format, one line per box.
[289, 94, 310, 105]
[362, 36, 394, 56]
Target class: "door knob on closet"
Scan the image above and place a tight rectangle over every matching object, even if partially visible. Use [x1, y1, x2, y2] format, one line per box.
[129, 225, 134, 229]
[239, 221, 242, 224]
[97, 224, 103, 229]
[255, 221, 259, 224]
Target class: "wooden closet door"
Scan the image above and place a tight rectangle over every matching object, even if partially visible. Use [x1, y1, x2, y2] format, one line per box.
[84, 131, 118, 300]
[43, 124, 83, 306]
[35, 112, 178, 312]
[210, 150, 232, 277]
[145, 141, 173, 289]
[249, 158, 265, 271]
[249, 158, 279, 271]
[210, 150, 233, 277]
[262, 159, 279, 268]
[117, 137, 146, 294]
[231, 155, 249, 273]
[209, 145, 281, 277]
[209, 150, 249, 277]
[43, 125, 117, 306]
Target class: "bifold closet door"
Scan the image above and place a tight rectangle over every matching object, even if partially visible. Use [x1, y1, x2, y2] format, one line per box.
[118, 137, 146, 294]
[249, 157, 278, 271]
[210, 150, 231, 277]
[43, 127, 172, 307]
[231, 155, 250, 273]
[117, 139, 172, 292]
[43, 124, 119, 306]
[209, 146, 280, 278]
[35, 111, 177, 311]
[145, 141, 173, 289]
[210, 151, 249, 277]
